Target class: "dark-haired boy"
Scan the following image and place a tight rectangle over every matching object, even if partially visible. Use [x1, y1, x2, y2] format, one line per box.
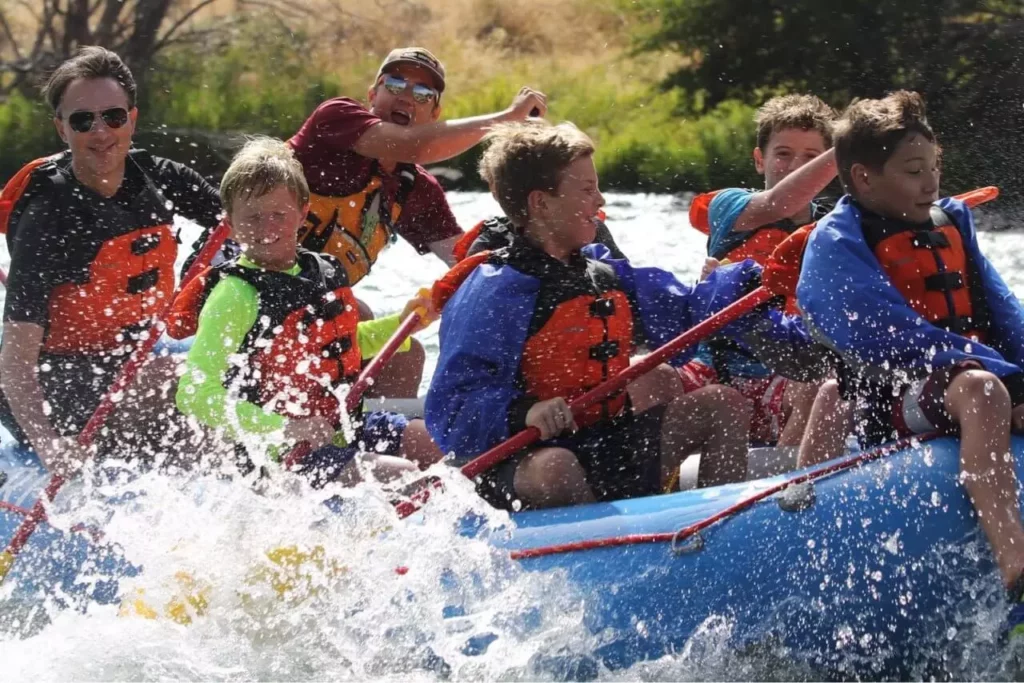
[798, 90, 1024, 638]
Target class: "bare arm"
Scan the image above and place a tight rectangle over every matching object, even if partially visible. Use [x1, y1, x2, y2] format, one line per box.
[428, 234, 461, 266]
[352, 87, 547, 165]
[0, 322, 88, 472]
[733, 148, 837, 232]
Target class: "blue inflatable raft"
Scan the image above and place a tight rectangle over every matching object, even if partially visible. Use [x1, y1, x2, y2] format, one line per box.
[2, 436, 1020, 678]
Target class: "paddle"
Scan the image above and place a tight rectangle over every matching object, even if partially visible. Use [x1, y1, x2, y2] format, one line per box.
[0, 221, 230, 583]
[393, 286, 775, 518]
[282, 289, 432, 470]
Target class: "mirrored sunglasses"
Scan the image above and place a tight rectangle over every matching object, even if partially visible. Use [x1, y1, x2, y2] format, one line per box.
[65, 107, 130, 133]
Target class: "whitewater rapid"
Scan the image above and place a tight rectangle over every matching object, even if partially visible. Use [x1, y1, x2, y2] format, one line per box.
[1, 192, 1022, 680]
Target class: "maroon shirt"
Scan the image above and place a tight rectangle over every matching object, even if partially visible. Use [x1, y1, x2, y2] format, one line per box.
[288, 97, 462, 254]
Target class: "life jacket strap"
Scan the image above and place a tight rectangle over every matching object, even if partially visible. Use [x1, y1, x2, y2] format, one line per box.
[589, 340, 621, 362]
[910, 230, 950, 249]
[924, 272, 964, 292]
[589, 298, 616, 318]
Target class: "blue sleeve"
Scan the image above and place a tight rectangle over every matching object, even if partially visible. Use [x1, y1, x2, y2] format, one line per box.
[797, 196, 1023, 379]
[947, 198, 1024, 369]
[707, 188, 755, 259]
[587, 244, 762, 366]
[424, 264, 537, 459]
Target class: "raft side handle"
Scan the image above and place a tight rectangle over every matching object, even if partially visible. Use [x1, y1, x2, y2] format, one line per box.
[671, 529, 704, 555]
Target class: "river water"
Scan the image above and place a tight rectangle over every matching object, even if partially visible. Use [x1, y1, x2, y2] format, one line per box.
[1, 192, 1023, 680]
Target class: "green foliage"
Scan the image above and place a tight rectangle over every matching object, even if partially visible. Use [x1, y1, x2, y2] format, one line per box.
[429, 62, 760, 192]
[0, 92, 60, 184]
[143, 17, 341, 137]
[629, 0, 1024, 198]
[0, 13, 762, 192]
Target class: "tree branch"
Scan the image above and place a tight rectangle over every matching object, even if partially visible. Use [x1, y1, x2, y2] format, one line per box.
[151, 0, 221, 54]
[0, 9, 24, 61]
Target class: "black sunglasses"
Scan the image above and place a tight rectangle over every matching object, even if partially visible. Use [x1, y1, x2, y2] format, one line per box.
[63, 107, 130, 133]
[381, 75, 438, 104]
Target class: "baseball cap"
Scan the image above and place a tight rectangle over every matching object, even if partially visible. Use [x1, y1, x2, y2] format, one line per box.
[375, 47, 446, 94]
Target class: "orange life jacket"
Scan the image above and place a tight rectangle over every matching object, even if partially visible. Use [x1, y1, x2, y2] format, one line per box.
[1, 152, 177, 354]
[689, 190, 821, 265]
[762, 186, 1002, 312]
[298, 163, 417, 286]
[435, 245, 633, 428]
[167, 251, 363, 422]
[451, 221, 486, 264]
[0, 154, 60, 236]
[863, 207, 989, 340]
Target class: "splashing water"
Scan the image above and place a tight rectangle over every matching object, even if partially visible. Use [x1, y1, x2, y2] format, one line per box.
[3, 192, 1024, 680]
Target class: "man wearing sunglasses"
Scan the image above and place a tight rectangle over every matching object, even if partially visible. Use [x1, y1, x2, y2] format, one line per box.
[0, 47, 223, 475]
[282, 46, 547, 398]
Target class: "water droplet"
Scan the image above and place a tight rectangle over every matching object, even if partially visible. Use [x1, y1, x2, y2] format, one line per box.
[984, 379, 994, 396]
[946, 626, 957, 640]
[807, 539, 816, 548]
[931, 491, 942, 506]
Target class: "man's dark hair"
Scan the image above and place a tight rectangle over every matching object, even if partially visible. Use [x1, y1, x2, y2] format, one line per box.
[42, 46, 137, 113]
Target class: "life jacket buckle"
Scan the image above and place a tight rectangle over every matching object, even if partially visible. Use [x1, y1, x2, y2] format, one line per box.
[131, 232, 161, 256]
[924, 271, 964, 292]
[126, 268, 160, 295]
[589, 340, 620, 362]
[323, 335, 353, 359]
[936, 315, 975, 335]
[589, 298, 616, 318]
[910, 230, 950, 250]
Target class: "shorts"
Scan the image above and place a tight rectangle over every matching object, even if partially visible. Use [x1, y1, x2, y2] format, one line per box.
[296, 410, 409, 489]
[855, 364, 968, 447]
[477, 405, 666, 511]
[678, 360, 789, 446]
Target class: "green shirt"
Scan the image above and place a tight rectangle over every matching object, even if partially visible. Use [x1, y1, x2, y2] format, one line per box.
[175, 256, 408, 450]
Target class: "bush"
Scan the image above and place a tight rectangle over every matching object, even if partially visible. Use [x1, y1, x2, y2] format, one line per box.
[0, 15, 761, 193]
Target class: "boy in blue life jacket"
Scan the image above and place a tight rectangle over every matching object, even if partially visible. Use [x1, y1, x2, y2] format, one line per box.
[425, 121, 817, 511]
[797, 91, 1024, 639]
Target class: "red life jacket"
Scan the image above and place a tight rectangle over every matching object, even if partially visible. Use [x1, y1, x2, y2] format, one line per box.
[167, 251, 362, 422]
[689, 190, 822, 265]
[862, 206, 989, 341]
[1, 151, 177, 354]
[435, 243, 634, 428]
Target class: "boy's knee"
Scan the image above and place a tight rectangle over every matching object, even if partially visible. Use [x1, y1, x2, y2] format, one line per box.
[516, 448, 587, 495]
[701, 384, 753, 422]
[950, 369, 1011, 412]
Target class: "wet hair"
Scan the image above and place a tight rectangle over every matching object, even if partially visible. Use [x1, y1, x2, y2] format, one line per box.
[755, 94, 835, 151]
[833, 90, 937, 195]
[220, 136, 310, 216]
[42, 46, 137, 113]
[478, 120, 595, 227]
